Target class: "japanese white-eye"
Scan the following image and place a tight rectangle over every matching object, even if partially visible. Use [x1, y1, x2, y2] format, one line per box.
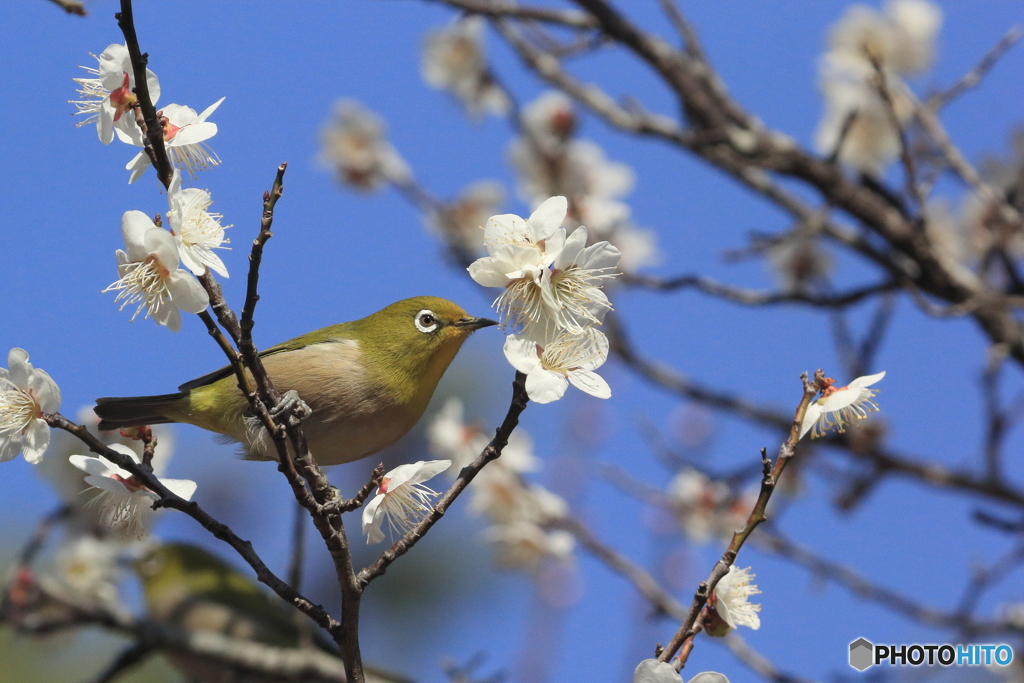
[95, 296, 497, 466]
[136, 542, 410, 683]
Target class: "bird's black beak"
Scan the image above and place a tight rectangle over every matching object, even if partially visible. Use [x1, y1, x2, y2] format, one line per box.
[455, 316, 499, 331]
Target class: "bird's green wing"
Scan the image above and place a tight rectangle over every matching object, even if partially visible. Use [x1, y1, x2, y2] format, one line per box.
[177, 323, 355, 392]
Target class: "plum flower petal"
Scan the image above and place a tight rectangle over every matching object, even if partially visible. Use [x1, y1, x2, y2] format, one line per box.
[0, 349, 61, 464]
[362, 460, 450, 544]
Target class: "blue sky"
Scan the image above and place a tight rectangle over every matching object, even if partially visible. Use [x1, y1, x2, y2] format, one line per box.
[1, 2, 1023, 682]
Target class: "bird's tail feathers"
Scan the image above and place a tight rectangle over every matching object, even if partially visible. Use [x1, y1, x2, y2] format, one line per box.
[94, 393, 185, 431]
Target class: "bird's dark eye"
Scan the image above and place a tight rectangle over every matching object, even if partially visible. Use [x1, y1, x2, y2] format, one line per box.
[415, 310, 439, 333]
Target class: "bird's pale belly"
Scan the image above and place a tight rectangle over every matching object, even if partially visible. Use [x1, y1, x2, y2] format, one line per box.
[277, 403, 418, 466]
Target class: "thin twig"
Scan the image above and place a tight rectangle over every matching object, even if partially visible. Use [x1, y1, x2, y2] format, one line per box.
[289, 498, 307, 593]
[427, 0, 597, 29]
[115, 0, 172, 188]
[755, 526, 1022, 635]
[656, 0, 705, 61]
[358, 372, 530, 586]
[621, 274, 895, 308]
[929, 26, 1024, 110]
[870, 56, 925, 215]
[663, 377, 817, 667]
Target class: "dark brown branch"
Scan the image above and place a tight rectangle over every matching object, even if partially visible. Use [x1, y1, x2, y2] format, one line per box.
[289, 498, 307, 593]
[553, 517, 685, 619]
[12, 585, 348, 682]
[493, 0, 1024, 369]
[44, 414, 340, 634]
[226, 164, 365, 682]
[358, 372, 531, 586]
[115, 0, 172, 188]
[328, 465, 385, 515]
[755, 527, 1023, 635]
[955, 540, 1024, 619]
[427, 0, 597, 29]
[621, 274, 895, 308]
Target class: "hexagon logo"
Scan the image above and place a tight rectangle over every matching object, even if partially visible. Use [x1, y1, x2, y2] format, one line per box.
[849, 638, 874, 671]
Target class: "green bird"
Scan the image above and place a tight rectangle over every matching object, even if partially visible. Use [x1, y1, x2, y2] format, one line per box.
[137, 542, 409, 683]
[95, 296, 497, 466]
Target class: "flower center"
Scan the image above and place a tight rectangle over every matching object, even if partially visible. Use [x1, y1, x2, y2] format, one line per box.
[0, 388, 37, 437]
[111, 473, 147, 493]
[159, 113, 181, 142]
[109, 72, 138, 122]
[103, 258, 172, 322]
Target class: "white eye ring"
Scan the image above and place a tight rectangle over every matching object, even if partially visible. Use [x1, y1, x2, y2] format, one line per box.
[415, 309, 439, 333]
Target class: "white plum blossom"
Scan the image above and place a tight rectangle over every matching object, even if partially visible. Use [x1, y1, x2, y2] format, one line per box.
[69, 443, 197, 538]
[609, 222, 661, 274]
[0, 349, 60, 464]
[425, 181, 505, 257]
[485, 521, 575, 572]
[320, 100, 411, 191]
[70, 44, 160, 144]
[362, 460, 450, 544]
[815, 0, 942, 175]
[469, 196, 621, 337]
[504, 328, 611, 404]
[799, 371, 885, 440]
[422, 17, 510, 118]
[104, 211, 210, 333]
[469, 196, 569, 330]
[166, 170, 230, 277]
[706, 565, 761, 635]
[119, 98, 225, 183]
